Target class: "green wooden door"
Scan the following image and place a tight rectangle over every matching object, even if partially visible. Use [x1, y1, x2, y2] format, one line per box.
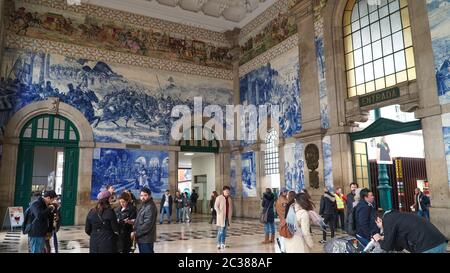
[61, 147, 79, 226]
[15, 114, 80, 225]
[14, 144, 35, 209]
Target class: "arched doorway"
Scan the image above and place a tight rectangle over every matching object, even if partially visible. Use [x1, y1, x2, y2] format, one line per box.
[14, 114, 80, 225]
[177, 126, 219, 215]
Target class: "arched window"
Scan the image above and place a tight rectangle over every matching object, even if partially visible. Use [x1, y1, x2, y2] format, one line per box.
[344, 0, 416, 97]
[264, 129, 279, 175]
[20, 114, 79, 142]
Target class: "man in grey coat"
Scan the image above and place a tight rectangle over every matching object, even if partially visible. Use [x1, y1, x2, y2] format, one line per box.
[132, 187, 157, 253]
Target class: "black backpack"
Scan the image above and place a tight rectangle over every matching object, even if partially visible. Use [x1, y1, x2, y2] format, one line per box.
[22, 207, 34, 235]
[347, 204, 358, 236]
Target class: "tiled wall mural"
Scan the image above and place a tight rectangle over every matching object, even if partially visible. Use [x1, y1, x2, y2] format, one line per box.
[314, 0, 330, 129]
[230, 154, 237, 197]
[283, 141, 305, 192]
[322, 135, 333, 191]
[241, 151, 257, 198]
[8, 1, 233, 69]
[91, 148, 169, 200]
[427, 0, 450, 104]
[239, 47, 301, 143]
[442, 113, 450, 188]
[239, 0, 299, 66]
[0, 48, 233, 144]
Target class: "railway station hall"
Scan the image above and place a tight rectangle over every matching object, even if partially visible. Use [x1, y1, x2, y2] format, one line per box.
[0, 0, 449, 254]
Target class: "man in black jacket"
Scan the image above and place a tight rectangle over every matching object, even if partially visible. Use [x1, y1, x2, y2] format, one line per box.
[373, 210, 448, 253]
[25, 190, 57, 253]
[345, 182, 358, 228]
[159, 190, 173, 224]
[190, 189, 199, 213]
[355, 188, 379, 246]
[132, 187, 157, 253]
[319, 188, 337, 244]
[413, 188, 431, 221]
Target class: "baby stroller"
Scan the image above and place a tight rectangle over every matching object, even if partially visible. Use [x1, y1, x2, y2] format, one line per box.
[324, 235, 386, 253]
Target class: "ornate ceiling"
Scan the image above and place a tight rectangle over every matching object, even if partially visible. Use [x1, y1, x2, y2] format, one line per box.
[73, 0, 277, 32]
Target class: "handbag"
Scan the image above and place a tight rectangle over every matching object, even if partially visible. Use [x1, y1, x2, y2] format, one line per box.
[259, 210, 268, 224]
[279, 220, 294, 238]
[259, 200, 273, 224]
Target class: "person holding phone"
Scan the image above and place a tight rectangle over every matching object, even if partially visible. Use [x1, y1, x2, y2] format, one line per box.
[116, 192, 137, 253]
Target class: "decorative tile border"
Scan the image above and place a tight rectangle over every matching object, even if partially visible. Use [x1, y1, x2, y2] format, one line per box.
[17, 0, 230, 46]
[240, 0, 292, 40]
[5, 33, 234, 80]
[239, 33, 298, 77]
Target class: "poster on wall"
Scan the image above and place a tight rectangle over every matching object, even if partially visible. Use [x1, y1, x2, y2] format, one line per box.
[230, 154, 237, 197]
[91, 148, 169, 200]
[284, 141, 305, 192]
[370, 136, 393, 165]
[241, 151, 257, 198]
[2, 207, 24, 231]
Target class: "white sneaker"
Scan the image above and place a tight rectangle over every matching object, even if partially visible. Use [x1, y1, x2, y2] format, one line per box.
[220, 244, 225, 249]
[217, 244, 221, 249]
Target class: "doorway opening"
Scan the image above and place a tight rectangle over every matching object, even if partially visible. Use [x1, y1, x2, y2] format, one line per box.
[14, 114, 79, 225]
[177, 125, 218, 215]
[350, 105, 427, 212]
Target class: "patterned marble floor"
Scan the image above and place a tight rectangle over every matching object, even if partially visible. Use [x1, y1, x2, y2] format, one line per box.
[1, 215, 449, 253]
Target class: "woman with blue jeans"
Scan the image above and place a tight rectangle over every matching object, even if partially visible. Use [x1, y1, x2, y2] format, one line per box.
[261, 188, 275, 244]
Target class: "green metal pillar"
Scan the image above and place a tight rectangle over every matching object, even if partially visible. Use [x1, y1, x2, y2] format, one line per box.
[374, 108, 393, 211]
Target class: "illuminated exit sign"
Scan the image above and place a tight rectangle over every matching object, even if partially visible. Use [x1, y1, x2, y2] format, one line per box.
[359, 87, 400, 107]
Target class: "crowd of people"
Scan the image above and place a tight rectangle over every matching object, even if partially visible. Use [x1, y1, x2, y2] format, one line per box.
[22, 181, 447, 254]
[268, 183, 448, 253]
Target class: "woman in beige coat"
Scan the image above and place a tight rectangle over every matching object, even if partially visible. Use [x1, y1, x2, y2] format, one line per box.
[214, 186, 233, 249]
[284, 192, 315, 253]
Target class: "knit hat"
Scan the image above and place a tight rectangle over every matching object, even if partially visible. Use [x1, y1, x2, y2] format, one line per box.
[97, 190, 111, 200]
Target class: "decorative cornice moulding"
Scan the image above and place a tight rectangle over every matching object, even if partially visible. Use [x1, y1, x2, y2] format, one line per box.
[239, 33, 298, 77]
[17, 0, 231, 46]
[5, 33, 234, 80]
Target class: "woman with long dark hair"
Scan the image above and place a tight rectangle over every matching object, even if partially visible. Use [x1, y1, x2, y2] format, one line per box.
[116, 192, 137, 253]
[85, 191, 120, 253]
[209, 191, 218, 224]
[284, 192, 315, 253]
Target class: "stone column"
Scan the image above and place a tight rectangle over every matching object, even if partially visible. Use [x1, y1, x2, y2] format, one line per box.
[291, 0, 325, 204]
[75, 143, 95, 225]
[169, 150, 178, 194]
[409, 0, 450, 237]
[0, 138, 19, 225]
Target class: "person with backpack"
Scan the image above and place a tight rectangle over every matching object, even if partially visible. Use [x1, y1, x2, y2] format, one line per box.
[174, 191, 184, 223]
[182, 192, 191, 223]
[23, 190, 58, 253]
[85, 191, 120, 253]
[261, 188, 276, 244]
[190, 189, 199, 213]
[347, 188, 362, 236]
[412, 188, 431, 221]
[45, 198, 61, 253]
[319, 188, 337, 244]
[284, 193, 315, 253]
